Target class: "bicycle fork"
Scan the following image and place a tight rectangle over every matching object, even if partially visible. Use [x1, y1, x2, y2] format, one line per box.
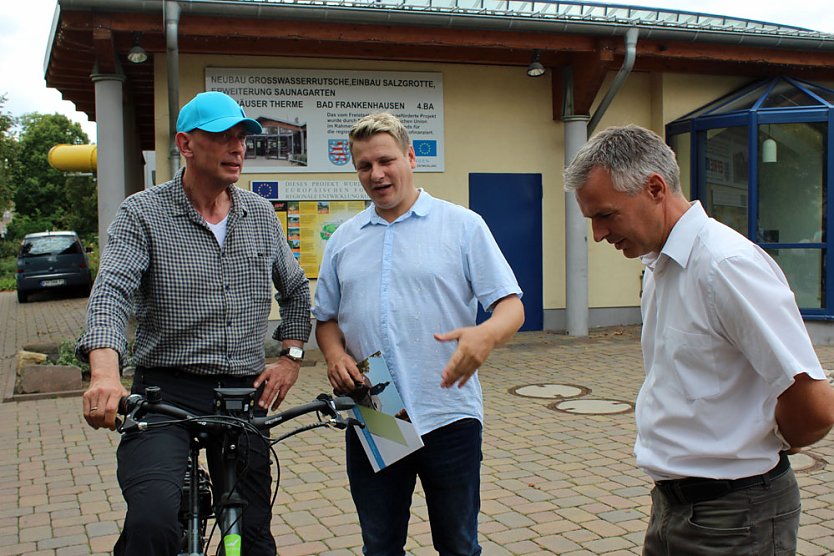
[185, 449, 203, 555]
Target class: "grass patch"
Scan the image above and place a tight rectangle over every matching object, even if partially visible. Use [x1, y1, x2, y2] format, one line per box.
[55, 337, 90, 376]
[0, 254, 15, 291]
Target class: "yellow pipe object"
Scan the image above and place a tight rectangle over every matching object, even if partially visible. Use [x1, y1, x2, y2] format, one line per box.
[48, 144, 97, 172]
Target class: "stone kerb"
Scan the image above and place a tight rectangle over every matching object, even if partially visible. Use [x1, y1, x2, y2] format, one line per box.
[7, 349, 84, 402]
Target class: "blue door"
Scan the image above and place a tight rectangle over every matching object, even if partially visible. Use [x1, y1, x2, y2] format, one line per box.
[469, 173, 543, 331]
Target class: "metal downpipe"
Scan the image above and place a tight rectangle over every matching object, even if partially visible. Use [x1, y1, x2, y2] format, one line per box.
[164, 0, 181, 179]
[588, 27, 639, 135]
[564, 116, 589, 337]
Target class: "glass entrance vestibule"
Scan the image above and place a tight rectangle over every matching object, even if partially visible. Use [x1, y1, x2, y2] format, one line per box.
[667, 76, 834, 318]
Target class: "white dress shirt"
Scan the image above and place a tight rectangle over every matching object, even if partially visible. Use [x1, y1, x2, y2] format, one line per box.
[636, 201, 824, 481]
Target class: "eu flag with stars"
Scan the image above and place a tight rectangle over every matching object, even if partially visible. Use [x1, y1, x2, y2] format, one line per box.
[252, 181, 278, 200]
[413, 140, 437, 157]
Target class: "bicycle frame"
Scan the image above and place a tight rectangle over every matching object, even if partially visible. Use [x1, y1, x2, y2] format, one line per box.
[119, 386, 357, 556]
[182, 441, 212, 555]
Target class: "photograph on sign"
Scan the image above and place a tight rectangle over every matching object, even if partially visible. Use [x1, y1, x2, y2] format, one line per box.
[207, 68, 444, 173]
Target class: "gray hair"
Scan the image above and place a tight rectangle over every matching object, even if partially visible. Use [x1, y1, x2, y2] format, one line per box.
[563, 124, 681, 195]
[349, 112, 411, 154]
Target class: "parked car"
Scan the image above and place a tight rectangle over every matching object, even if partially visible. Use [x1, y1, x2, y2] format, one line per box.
[16, 231, 93, 303]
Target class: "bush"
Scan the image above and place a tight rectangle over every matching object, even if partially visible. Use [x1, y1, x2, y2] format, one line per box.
[55, 337, 90, 376]
[0, 238, 19, 258]
[0, 276, 14, 291]
[5, 214, 56, 242]
[85, 240, 100, 278]
[0, 253, 15, 291]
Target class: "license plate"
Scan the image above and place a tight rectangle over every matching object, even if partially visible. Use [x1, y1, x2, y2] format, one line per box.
[40, 279, 66, 287]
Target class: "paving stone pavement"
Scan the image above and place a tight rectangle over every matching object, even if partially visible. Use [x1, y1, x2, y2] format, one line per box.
[3, 289, 834, 555]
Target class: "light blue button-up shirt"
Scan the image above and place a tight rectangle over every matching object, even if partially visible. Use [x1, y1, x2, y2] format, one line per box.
[313, 190, 522, 435]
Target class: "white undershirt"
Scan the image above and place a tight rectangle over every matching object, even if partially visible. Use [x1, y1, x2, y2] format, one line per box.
[206, 214, 229, 248]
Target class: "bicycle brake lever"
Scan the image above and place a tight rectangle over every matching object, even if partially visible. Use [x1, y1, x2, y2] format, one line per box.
[329, 416, 365, 430]
[117, 415, 141, 434]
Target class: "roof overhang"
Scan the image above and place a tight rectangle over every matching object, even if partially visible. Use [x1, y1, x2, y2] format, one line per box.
[46, 0, 834, 150]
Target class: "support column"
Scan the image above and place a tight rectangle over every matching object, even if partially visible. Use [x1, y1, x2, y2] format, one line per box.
[165, 0, 182, 180]
[564, 116, 590, 336]
[91, 72, 126, 253]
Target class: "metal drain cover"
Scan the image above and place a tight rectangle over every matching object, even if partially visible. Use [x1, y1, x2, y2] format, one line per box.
[509, 383, 590, 399]
[788, 451, 826, 473]
[549, 398, 633, 415]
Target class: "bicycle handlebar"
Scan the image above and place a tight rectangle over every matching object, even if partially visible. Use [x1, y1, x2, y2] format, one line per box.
[117, 388, 360, 435]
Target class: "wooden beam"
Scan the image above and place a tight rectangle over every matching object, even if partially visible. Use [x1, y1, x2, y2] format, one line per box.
[631, 40, 834, 72]
[179, 15, 597, 52]
[92, 27, 118, 75]
[572, 48, 616, 116]
[178, 36, 545, 66]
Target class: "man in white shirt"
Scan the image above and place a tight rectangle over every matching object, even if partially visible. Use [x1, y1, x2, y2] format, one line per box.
[564, 124, 834, 555]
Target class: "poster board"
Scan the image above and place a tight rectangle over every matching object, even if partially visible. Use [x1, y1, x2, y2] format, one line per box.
[207, 68, 444, 172]
[252, 180, 370, 278]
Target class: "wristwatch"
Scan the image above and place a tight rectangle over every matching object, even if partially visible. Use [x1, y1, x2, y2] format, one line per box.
[279, 346, 305, 362]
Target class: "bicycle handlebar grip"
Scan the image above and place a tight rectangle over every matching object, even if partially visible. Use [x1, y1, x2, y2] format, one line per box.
[332, 396, 357, 411]
[118, 394, 144, 416]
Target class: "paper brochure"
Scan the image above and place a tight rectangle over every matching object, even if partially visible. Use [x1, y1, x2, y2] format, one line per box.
[351, 352, 424, 472]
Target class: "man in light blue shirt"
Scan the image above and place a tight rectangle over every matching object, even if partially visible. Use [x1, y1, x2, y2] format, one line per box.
[314, 112, 524, 555]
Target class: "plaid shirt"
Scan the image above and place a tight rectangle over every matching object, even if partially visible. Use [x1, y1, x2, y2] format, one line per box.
[77, 168, 311, 376]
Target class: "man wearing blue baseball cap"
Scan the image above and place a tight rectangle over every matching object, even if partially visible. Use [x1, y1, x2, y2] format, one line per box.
[79, 91, 311, 555]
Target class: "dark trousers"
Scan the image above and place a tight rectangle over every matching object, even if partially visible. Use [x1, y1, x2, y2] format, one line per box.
[114, 368, 276, 556]
[346, 418, 483, 556]
[643, 467, 800, 556]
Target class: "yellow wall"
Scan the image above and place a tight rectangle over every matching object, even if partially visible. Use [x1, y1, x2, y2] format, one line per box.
[155, 54, 567, 316]
[152, 54, 758, 320]
[580, 71, 748, 309]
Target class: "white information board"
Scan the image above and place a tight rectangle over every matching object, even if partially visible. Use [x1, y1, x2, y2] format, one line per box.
[206, 68, 444, 173]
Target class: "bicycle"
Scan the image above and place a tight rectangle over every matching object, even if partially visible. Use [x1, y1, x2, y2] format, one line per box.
[117, 385, 359, 556]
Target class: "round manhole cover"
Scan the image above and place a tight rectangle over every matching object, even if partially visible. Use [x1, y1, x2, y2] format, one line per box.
[788, 451, 826, 473]
[509, 383, 590, 399]
[549, 398, 633, 415]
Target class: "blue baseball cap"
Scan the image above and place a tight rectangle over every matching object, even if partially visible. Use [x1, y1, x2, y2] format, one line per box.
[176, 91, 263, 134]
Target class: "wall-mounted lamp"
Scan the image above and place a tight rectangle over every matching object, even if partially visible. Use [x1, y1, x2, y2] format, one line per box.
[526, 50, 546, 78]
[762, 137, 777, 163]
[127, 32, 148, 64]
[762, 124, 778, 163]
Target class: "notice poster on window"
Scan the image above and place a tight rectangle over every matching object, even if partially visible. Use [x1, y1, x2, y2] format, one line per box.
[206, 68, 444, 173]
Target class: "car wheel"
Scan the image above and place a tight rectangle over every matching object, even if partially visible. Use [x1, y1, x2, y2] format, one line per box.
[17, 290, 28, 303]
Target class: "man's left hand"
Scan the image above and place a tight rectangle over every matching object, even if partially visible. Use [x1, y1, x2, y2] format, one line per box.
[434, 295, 525, 388]
[435, 326, 496, 388]
[254, 358, 301, 410]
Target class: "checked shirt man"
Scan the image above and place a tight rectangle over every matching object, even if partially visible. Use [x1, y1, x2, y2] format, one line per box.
[78, 91, 311, 555]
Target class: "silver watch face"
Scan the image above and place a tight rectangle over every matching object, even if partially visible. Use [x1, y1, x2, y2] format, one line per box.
[286, 346, 304, 360]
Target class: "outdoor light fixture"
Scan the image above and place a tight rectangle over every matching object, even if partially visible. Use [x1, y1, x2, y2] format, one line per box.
[127, 32, 148, 64]
[762, 125, 778, 163]
[526, 50, 545, 78]
[762, 138, 777, 163]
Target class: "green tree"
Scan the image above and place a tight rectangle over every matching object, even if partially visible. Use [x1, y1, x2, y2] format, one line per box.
[10, 112, 96, 238]
[0, 95, 17, 210]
